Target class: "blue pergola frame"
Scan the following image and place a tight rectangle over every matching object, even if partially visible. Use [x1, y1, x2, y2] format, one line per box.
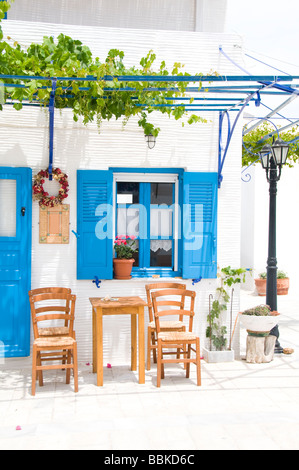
[0, 71, 299, 187]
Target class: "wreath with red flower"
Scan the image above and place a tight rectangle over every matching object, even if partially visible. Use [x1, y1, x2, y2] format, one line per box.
[33, 168, 69, 207]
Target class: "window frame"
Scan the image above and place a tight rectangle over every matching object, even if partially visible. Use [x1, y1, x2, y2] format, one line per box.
[112, 168, 184, 278]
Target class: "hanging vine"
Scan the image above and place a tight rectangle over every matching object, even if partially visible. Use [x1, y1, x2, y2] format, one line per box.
[0, 0, 213, 137]
[242, 122, 299, 168]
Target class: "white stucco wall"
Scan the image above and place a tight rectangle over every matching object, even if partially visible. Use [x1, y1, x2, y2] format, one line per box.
[241, 162, 299, 295]
[8, 0, 228, 33]
[0, 20, 244, 362]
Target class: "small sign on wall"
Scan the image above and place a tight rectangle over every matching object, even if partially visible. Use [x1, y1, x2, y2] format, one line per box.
[39, 205, 70, 244]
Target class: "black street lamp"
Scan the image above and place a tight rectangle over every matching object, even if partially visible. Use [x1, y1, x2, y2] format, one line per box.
[259, 138, 290, 353]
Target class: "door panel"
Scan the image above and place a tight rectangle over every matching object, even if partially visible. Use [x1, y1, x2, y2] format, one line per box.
[0, 168, 32, 358]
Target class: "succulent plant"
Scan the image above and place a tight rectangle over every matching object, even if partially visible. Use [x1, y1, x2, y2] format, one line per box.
[242, 305, 272, 317]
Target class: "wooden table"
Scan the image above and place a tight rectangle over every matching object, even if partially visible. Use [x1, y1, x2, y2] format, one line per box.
[90, 296, 147, 386]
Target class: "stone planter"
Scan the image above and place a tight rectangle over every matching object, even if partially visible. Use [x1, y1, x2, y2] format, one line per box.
[240, 313, 280, 335]
[240, 312, 280, 364]
[113, 258, 135, 280]
[254, 278, 289, 296]
[202, 348, 235, 363]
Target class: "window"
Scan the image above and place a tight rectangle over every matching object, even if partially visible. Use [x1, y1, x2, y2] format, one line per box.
[0, 179, 16, 238]
[114, 172, 181, 277]
[77, 169, 218, 281]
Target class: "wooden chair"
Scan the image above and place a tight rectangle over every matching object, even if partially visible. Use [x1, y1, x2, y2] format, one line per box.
[29, 292, 78, 396]
[152, 289, 201, 387]
[145, 283, 187, 370]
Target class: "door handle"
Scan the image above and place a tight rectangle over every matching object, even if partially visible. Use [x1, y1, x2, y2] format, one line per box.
[21, 207, 26, 217]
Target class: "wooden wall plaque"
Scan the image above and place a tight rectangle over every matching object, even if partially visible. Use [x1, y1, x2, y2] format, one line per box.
[39, 204, 70, 244]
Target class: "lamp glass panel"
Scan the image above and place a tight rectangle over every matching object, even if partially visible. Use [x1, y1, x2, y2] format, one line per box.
[272, 140, 290, 166]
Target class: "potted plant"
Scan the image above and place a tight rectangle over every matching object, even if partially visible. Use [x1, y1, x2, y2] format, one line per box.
[203, 266, 247, 363]
[113, 235, 138, 280]
[239, 305, 280, 364]
[255, 270, 290, 296]
[240, 305, 280, 335]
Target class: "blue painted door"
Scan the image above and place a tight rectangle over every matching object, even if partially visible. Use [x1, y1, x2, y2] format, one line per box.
[0, 167, 32, 358]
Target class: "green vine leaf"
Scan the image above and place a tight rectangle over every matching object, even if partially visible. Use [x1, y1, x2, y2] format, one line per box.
[0, 2, 210, 137]
[243, 122, 299, 168]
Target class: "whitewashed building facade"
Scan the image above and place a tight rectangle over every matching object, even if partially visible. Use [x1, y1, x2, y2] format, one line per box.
[0, 0, 245, 363]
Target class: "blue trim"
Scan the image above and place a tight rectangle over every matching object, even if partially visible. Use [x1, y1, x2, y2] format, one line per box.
[48, 79, 57, 180]
[0, 73, 297, 82]
[114, 169, 182, 278]
[111, 167, 185, 176]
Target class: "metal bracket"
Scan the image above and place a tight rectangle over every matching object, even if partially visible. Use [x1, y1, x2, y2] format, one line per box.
[192, 277, 202, 286]
[48, 78, 57, 181]
[72, 230, 80, 239]
[92, 276, 102, 288]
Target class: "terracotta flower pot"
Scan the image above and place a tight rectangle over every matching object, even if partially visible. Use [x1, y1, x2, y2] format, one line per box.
[254, 279, 267, 296]
[113, 258, 135, 280]
[277, 278, 290, 296]
[254, 278, 290, 296]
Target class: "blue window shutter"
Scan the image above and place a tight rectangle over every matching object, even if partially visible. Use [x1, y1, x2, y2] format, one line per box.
[77, 170, 113, 280]
[182, 172, 218, 279]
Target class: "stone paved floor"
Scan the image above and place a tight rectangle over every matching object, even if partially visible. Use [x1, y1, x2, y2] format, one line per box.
[0, 290, 298, 450]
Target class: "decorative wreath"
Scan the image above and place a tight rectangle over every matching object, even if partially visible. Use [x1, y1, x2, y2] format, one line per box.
[33, 168, 69, 207]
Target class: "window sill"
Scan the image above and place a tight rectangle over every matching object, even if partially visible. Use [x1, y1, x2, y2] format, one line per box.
[105, 276, 184, 282]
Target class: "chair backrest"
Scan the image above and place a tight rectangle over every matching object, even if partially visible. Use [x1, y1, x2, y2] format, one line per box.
[29, 292, 76, 339]
[29, 287, 72, 296]
[151, 289, 196, 334]
[145, 282, 187, 323]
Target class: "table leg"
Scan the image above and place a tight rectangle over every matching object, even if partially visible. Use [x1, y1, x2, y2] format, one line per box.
[131, 314, 137, 371]
[96, 307, 104, 386]
[92, 307, 97, 374]
[138, 306, 145, 384]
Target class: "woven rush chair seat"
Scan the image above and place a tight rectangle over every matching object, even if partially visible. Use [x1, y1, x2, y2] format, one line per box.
[158, 331, 198, 342]
[38, 327, 70, 337]
[148, 320, 185, 330]
[145, 282, 187, 370]
[34, 336, 76, 348]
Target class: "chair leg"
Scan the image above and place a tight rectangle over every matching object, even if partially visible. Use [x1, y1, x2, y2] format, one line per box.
[147, 327, 152, 371]
[37, 352, 43, 386]
[32, 344, 37, 396]
[196, 338, 201, 386]
[73, 343, 79, 393]
[157, 339, 162, 387]
[66, 350, 71, 385]
[152, 331, 157, 364]
[186, 344, 191, 378]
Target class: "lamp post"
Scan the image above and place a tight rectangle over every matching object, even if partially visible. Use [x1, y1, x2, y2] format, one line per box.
[259, 138, 290, 353]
